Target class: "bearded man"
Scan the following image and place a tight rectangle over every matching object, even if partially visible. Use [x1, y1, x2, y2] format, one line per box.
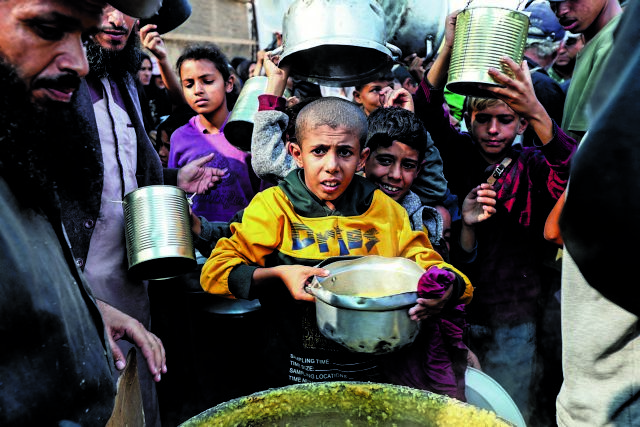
[63, 3, 226, 425]
[58, 5, 223, 426]
[0, 0, 168, 425]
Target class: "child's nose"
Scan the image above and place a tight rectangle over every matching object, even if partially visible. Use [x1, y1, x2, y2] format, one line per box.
[325, 153, 339, 171]
[388, 163, 402, 180]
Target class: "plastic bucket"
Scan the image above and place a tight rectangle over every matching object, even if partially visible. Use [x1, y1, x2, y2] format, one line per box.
[447, 6, 529, 98]
[224, 76, 267, 152]
[123, 185, 196, 280]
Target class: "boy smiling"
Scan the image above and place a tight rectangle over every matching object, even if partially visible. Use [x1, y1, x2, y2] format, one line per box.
[201, 96, 472, 387]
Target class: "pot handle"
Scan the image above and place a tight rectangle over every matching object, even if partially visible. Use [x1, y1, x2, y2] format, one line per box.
[266, 46, 284, 58]
[304, 276, 321, 296]
[425, 35, 435, 61]
[386, 42, 402, 61]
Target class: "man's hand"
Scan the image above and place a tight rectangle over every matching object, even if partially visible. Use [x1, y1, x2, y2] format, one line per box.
[177, 153, 228, 194]
[96, 300, 167, 382]
[139, 24, 167, 61]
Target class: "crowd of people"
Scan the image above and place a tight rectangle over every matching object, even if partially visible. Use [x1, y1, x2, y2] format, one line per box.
[1, 0, 637, 425]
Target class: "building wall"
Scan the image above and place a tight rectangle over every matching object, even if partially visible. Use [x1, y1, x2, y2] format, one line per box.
[160, 0, 257, 71]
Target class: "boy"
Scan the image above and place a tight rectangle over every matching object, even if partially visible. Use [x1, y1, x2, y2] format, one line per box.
[414, 11, 577, 425]
[201, 97, 473, 387]
[351, 69, 394, 116]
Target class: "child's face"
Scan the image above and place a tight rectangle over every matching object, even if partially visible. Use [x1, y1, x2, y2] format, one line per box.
[466, 103, 527, 159]
[138, 58, 152, 86]
[291, 125, 369, 209]
[353, 79, 393, 116]
[180, 59, 232, 116]
[365, 141, 420, 202]
[157, 129, 170, 168]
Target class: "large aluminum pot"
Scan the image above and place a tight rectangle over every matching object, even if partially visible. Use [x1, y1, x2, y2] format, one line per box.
[305, 256, 424, 354]
[276, 0, 402, 87]
[379, 0, 451, 60]
[179, 381, 512, 426]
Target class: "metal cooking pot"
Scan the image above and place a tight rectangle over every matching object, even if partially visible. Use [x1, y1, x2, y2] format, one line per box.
[275, 0, 402, 87]
[305, 256, 424, 354]
[379, 0, 450, 60]
[179, 381, 512, 426]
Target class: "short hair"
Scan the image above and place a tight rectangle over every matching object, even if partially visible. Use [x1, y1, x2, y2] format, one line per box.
[526, 39, 561, 58]
[353, 68, 395, 91]
[464, 96, 518, 116]
[366, 107, 427, 163]
[284, 96, 321, 143]
[391, 63, 416, 86]
[295, 97, 368, 149]
[176, 43, 231, 81]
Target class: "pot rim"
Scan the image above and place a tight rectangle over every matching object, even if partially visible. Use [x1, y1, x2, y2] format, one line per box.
[306, 255, 423, 311]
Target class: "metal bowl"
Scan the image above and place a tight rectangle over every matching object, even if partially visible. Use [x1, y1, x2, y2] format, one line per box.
[305, 256, 424, 354]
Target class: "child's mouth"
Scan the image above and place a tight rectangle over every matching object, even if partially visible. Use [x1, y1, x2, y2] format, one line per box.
[380, 183, 401, 193]
[321, 181, 341, 192]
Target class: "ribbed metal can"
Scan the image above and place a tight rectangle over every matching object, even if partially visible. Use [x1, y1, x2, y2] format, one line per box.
[123, 185, 196, 280]
[447, 6, 529, 98]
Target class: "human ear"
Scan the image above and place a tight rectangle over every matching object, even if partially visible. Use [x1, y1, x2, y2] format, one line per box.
[517, 117, 528, 135]
[463, 111, 471, 131]
[226, 75, 235, 93]
[291, 142, 304, 168]
[352, 89, 362, 105]
[358, 147, 370, 170]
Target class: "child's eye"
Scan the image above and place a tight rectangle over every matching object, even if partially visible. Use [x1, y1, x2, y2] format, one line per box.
[402, 162, 418, 170]
[338, 148, 353, 157]
[376, 157, 392, 166]
[183, 81, 194, 89]
[311, 147, 327, 155]
[203, 79, 214, 85]
[475, 116, 490, 124]
[499, 117, 515, 125]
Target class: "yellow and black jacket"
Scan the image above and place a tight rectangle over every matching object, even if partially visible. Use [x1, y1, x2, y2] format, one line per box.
[202, 169, 472, 302]
[201, 170, 472, 385]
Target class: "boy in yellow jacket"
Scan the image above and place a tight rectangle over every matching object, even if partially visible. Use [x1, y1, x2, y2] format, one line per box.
[201, 96, 472, 386]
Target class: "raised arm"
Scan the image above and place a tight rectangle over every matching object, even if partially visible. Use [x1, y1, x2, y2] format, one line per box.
[250, 57, 298, 182]
[483, 58, 555, 145]
[425, 11, 459, 89]
[139, 23, 186, 106]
